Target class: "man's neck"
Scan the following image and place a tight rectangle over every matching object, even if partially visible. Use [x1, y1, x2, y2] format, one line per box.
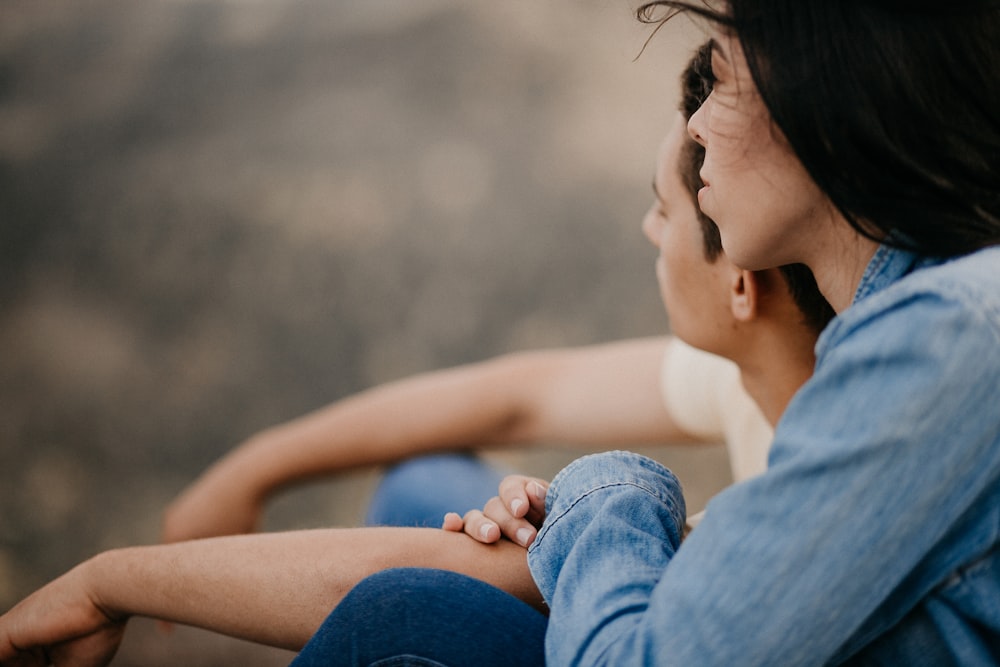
[735, 323, 817, 428]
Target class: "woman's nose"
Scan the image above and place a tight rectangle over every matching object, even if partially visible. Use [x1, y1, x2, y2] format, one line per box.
[687, 98, 708, 147]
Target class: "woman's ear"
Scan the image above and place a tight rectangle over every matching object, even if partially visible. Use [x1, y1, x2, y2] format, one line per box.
[730, 269, 759, 322]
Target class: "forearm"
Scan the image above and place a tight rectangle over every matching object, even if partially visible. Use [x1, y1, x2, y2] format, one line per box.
[210, 337, 682, 499]
[91, 527, 539, 650]
[163, 336, 706, 544]
[216, 358, 534, 500]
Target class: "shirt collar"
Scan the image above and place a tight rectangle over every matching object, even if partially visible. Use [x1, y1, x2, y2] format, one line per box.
[851, 242, 933, 305]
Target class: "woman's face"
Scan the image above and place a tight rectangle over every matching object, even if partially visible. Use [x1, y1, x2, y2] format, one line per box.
[687, 34, 832, 271]
[643, 113, 733, 355]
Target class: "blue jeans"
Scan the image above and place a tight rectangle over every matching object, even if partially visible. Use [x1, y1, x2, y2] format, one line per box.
[290, 568, 546, 667]
[293, 455, 544, 666]
[364, 454, 507, 528]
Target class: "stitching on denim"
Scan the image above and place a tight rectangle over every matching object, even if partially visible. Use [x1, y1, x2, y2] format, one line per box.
[546, 451, 679, 502]
[853, 243, 892, 302]
[544, 451, 612, 503]
[533, 451, 684, 562]
[370, 655, 450, 667]
[533, 478, 685, 551]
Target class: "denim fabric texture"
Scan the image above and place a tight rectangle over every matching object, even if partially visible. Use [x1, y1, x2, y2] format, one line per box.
[527, 450, 686, 665]
[295, 455, 545, 666]
[364, 454, 506, 527]
[527, 244, 1000, 665]
[290, 568, 546, 667]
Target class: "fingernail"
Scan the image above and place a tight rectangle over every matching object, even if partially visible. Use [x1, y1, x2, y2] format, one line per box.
[516, 527, 533, 546]
[480, 523, 495, 540]
[531, 482, 547, 500]
[510, 498, 524, 514]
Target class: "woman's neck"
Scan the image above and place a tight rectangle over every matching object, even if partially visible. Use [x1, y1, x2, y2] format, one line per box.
[810, 229, 881, 313]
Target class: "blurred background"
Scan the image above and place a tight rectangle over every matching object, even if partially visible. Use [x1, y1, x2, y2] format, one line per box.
[0, 1, 723, 664]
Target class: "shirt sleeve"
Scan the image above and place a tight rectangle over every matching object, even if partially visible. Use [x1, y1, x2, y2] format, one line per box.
[538, 287, 1000, 665]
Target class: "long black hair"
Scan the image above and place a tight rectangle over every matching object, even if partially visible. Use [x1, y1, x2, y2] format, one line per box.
[640, 0, 1000, 258]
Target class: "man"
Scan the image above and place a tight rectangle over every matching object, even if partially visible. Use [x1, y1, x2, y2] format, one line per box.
[289, 44, 832, 665]
[0, 44, 831, 664]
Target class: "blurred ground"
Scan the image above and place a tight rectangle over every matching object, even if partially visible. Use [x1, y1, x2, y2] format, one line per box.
[0, 1, 725, 664]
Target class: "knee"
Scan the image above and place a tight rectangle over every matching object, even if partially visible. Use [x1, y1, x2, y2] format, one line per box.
[340, 567, 421, 607]
[365, 454, 504, 527]
[340, 568, 476, 614]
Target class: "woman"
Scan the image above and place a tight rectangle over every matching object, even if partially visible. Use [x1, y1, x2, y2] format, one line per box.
[468, 1, 999, 664]
[3, 0, 999, 662]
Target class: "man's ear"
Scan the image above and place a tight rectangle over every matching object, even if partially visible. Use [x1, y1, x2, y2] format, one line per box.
[730, 269, 760, 322]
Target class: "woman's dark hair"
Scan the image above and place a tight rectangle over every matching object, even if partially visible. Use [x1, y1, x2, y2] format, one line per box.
[642, 0, 1000, 258]
[679, 42, 835, 332]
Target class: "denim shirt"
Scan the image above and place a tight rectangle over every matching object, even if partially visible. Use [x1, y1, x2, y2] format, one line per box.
[528, 243, 1000, 665]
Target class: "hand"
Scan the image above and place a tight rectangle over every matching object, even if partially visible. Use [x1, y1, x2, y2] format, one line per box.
[442, 475, 549, 548]
[161, 465, 264, 544]
[0, 560, 127, 667]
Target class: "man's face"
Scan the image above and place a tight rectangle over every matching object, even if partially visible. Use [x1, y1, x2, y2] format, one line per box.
[643, 113, 734, 355]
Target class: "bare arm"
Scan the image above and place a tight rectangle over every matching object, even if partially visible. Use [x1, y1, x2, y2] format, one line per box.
[163, 337, 699, 542]
[0, 527, 538, 663]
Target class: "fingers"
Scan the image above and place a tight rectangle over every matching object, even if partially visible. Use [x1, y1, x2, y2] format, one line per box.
[440, 512, 464, 532]
[499, 476, 548, 525]
[461, 507, 502, 544]
[462, 497, 534, 548]
[451, 475, 551, 549]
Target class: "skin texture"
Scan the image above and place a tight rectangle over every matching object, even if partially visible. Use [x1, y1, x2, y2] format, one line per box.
[645, 114, 735, 355]
[0, 528, 540, 664]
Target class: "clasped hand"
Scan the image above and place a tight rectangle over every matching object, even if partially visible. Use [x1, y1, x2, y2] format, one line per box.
[442, 474, 550, 548]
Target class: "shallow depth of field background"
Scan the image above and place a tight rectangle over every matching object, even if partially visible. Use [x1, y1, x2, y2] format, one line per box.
[0, 1, 726, 664]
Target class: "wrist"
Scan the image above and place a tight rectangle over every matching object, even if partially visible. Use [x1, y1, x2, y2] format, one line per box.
[80, 550, 132, 623]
